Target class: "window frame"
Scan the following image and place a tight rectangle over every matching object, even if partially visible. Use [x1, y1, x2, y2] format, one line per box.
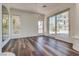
[48, 8, 70, 35]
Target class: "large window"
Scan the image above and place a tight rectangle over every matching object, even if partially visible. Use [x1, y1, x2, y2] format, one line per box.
[38, 20, 43, 34]
[49, 10, 69, 34]
[2, 14, 9, 35]
[49, 16, 55, 34]
[2, 5, 9, 41]
[57, 11, 69, 34]
[12, 15, 21, 34]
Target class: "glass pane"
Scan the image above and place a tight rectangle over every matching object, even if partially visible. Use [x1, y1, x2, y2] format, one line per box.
[38, 21, 43, 34]
[49, 16, 55, 34]
[3, 15, 9, 35]
[57, 11, 69, 34]
[2, 5, 9, 41]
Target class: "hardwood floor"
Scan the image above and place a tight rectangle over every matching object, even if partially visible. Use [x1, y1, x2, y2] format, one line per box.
[2, 36, 79, 56]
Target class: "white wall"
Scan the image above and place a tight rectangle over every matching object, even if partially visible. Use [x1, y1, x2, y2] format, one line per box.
[0, 4, 2, 53]
[72, 4, 79, 51]
[10, 8, 44, 39]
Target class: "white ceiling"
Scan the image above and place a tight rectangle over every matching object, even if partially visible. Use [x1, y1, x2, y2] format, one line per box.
[5, 3, 74, 15]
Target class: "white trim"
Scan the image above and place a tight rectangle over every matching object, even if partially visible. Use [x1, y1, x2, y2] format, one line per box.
[72, 36, 79, 39]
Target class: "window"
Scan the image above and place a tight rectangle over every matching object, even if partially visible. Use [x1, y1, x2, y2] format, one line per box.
[57, 11, 69, 34]
[38, 20, 43, 34]
[2, 14, 9, 35]
[49, 16, 55, 34]
[12, 15, 21, 34]
[48, 10, 69, 34]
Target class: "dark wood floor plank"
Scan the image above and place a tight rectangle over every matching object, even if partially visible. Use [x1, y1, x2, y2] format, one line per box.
[2, 36, 79, 56]
[32, 37, 67, 56]
[29, 38, 55, 56]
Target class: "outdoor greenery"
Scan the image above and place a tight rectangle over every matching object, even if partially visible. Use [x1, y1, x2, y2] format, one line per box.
[2, 15, 9, 35]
